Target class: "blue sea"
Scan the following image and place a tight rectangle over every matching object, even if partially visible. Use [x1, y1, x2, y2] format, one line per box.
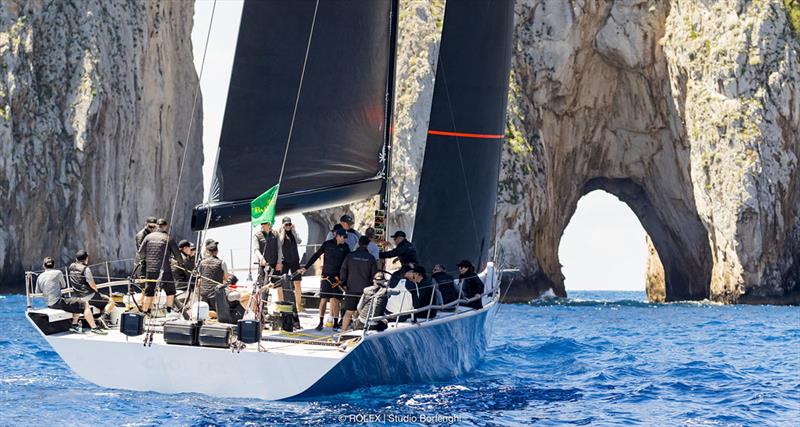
[2, 291, 798, 426]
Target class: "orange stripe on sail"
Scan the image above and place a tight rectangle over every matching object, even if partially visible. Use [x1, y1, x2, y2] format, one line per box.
[427, 130, 504, 139]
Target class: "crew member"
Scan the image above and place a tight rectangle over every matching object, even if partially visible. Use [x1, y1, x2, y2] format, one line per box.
[277, 216, 305, 310]
[171, 240, 196, 290]
[136, 218, 181, 314]
[326, 214, 360, 251]
[68, 250, 115, 319]
[339, 236, 377, 331]
[253, 221, 279, 287]
[201, 238, 217, 259]
[353, 273, 398, 332]
[135, 216, 157, 251]
[196, 242, 228, 311]
[457, 260, 484, 309]
[379, 230, 418, 288]
[403, 265, 438, 321]
[364, 227, 381, 263]
[432, 264, 458, 311]
[298, 228, 350, 330]
[37, 257, 105, 334]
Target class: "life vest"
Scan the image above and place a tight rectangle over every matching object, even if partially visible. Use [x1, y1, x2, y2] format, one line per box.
[198, 255, 224, 293]
[255, 231, 279, 264]
[68, 262, 92, 297]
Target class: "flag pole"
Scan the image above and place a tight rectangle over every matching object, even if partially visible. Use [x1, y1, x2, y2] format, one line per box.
[247, 218, 253, 281]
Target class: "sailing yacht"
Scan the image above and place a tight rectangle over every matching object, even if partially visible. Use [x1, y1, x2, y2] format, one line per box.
[24, 0, 515, 400]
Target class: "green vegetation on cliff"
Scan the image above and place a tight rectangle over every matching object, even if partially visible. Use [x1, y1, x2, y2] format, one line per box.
[786, 0, 800, 43]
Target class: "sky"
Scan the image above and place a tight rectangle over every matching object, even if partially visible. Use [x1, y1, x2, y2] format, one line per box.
[190, 0, 649, 291]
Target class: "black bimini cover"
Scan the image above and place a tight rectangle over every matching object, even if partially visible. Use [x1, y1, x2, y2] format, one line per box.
[193, 0, 397, 230]
[411, 0, 514, 271]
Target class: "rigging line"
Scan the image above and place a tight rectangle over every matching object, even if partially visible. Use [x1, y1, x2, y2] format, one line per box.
[152, 0, 217, 322]
[167, 0, 217, 233]
[277, 0, 320, 187]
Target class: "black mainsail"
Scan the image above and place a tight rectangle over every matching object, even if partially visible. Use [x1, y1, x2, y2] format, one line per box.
[411, 0, 515, 270]
[192, 0, 398, 230]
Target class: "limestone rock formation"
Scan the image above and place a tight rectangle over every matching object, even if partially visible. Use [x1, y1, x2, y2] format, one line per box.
[309, 0, 799, 304]
[0, 1, 202, 287]
[497, 0, 799, 303]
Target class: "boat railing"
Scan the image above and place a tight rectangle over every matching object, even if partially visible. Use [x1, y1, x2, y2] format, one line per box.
[359, 265, 501, 335]
[365, 287, 498, 324]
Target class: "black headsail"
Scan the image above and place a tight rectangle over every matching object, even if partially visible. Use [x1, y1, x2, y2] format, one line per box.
[411, 0, 515, 270]
[192, 0, 399, 230]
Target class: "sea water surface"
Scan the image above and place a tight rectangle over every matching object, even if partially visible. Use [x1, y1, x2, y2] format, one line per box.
[1, 291, 798, 426]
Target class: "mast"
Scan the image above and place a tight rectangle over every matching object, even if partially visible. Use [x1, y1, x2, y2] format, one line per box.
[379, 0, 399, 216]
[375, 0, 399, 241]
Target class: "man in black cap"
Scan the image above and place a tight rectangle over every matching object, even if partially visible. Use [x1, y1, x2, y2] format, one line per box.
[277, 216, 305, 310]
[68, 250, 115, 320]
[136, 218, 181, 314]
[339, 236, 377, 331]
[353, 272, 397, 332]
[253, 220, 279, 287]
[298, 227, 350, 330]
[171, 240, 196, 292]
[196, 242, 228, 311]
[403, 265, 437, 321]
[135, 216, 158, 252]
[202, 238, 217, 257]
[379, 230, 419, 288]
[457, 260, 484, 309]
[326, 214, 360, 251]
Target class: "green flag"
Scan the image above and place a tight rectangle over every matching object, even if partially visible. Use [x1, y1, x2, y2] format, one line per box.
[250, 184, 279, 227]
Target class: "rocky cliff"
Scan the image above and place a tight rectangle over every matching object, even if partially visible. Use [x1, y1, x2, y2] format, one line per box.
[314, 0, 798, 304]
[497, 0, 799, 303]
[0, 1, 202, 288]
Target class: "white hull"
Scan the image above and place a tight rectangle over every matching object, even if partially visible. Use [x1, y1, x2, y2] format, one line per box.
[27, 267, 499, 400]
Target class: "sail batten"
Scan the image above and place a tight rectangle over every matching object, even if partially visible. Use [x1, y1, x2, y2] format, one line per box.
[193, 0, 397, 230]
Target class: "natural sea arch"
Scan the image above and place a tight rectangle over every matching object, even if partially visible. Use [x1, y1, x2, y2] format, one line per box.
[559, 190, 648, 292]
[552, 178, 712, 302]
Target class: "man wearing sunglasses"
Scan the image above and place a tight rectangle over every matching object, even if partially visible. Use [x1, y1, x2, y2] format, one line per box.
[277, 216, 304, 310]
[172, 240, 196, 294]
[134, 216, 157, 252]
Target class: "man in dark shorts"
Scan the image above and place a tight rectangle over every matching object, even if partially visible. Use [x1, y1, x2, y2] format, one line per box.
[339, 236, 377, 331]
[277, 216, 304, 310]
[136, 218, 181, 314]
[67, 251, 115, 328]
[37, 257, 106, 334]
[298, 228, 350, 331]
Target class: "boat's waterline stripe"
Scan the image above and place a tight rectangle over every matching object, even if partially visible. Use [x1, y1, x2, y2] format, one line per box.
[427, 130, 504, 139]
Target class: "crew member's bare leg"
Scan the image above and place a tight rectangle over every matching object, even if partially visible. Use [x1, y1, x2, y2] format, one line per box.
[341, 310, 356, 332]
[293, 281, 303, 311]
[142, 296, 153, 313]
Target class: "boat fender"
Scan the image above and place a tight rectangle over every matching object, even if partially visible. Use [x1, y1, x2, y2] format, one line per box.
[191, 301, 209, 321]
